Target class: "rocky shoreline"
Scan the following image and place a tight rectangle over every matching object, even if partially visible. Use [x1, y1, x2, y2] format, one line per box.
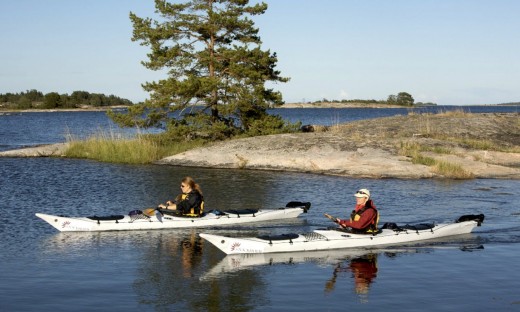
[2, 113, 519, 179]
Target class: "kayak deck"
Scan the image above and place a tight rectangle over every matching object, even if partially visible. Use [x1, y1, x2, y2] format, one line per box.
[36, 201, 311, 232]
[200, 214, 485, 254]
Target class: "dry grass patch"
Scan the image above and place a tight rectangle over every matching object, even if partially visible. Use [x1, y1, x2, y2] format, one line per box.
[432, 160, 474, 179]
[398, 140, 474, 179]
[65, 131, 204, 164]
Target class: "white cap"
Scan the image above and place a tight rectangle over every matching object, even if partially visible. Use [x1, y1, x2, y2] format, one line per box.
[354, 188, 370, 198]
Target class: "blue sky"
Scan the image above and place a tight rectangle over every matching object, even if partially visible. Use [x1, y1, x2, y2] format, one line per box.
[1, 0, 519, 105]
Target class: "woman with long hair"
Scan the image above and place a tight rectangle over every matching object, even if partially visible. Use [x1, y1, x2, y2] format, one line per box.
[158, 176, 204, 216]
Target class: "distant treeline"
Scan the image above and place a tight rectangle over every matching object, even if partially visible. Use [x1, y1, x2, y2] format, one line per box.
[0, 89, 133, 109]
[496, 102, 520, 106]
[310, 92, 437, 106]
[311, 98, 384, 104]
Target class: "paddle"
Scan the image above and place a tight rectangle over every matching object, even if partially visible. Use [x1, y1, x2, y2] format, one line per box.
[324, 213, 338, 222]
[324, 213, 347, 228]
[143, 208, 156, 217]
[143, 208, 164, 222]
[155, 210, 163, 222]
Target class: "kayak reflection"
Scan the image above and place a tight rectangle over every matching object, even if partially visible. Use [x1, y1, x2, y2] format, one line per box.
[200, 248, 383, 281]
[325, 253, 378, 301]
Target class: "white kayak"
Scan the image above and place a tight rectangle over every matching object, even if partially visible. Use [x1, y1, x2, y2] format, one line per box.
[35, 201, 311, 232]
[199, 214, 485, 254]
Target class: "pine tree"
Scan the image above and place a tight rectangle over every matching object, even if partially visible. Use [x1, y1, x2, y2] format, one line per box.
[109, 0, 294, 140]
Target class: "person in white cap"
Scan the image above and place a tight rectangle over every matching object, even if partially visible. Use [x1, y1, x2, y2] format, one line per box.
[335, 188, 379, 233]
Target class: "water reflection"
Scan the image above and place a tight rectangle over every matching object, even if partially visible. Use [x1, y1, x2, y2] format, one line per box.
[129, 230, 268, 311]
[179, 233, 203, 278]
[202, 249, 383, 304]
[200, 245, 485, 306]
[131, 231, 204, 308]
[325, 253, 378, 303]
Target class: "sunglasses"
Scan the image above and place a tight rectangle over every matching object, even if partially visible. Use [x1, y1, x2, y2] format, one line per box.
[356, 190, 368, 195]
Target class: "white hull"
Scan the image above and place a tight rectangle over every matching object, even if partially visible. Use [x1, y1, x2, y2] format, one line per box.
[200, 215, 484, 254]
[35, 204, 309, 232]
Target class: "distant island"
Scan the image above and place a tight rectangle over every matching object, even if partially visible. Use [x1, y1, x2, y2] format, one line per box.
[278, 92, 436, 108]
[2, 89, 517, 111]
[279, 99, 520, 108]
[0, 89, 133, 111]
[280, 101, 431, 108]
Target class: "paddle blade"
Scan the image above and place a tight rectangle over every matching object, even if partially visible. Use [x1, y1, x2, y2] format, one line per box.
[155, 210, 163, 222]
[143, 208, 156, 217]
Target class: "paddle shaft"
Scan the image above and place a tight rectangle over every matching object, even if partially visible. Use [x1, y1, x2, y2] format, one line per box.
[324, 213, 338, 222]
[325, 213, 348, 228]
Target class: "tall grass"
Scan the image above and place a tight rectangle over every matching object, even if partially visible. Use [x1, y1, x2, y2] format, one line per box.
[65, 131, 204, 164]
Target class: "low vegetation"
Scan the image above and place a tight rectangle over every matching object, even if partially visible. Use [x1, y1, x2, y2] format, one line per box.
[65, 132, 205, 164]
[398, 141, 474, 179]
[432, 160, 474, 179]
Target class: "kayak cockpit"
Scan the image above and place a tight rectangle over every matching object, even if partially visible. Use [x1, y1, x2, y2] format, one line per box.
[257, 233, 300, 245]
[87, 215, 125, 224]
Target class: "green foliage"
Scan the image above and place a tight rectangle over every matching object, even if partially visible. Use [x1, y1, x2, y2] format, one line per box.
[396, 92, 414, 106]
[0, 89, 133, 109]
[244, 114, 301, 136]
[16, 96, 32, 109]
[165, 113, 237, 142]
[386, 94, 397, 105]
[109, 0, 296, 140]
[387, 92, 415, 106]
[44, 92, 61, 109]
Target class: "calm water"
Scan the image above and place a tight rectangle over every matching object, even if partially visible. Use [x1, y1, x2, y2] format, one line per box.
[1, 107, 519, 311]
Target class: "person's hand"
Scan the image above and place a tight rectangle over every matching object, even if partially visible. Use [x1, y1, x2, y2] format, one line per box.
[335, 218, 340, 223]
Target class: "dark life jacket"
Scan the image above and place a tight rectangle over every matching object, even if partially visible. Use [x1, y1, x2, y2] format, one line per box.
[349, 200, 379, 234]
